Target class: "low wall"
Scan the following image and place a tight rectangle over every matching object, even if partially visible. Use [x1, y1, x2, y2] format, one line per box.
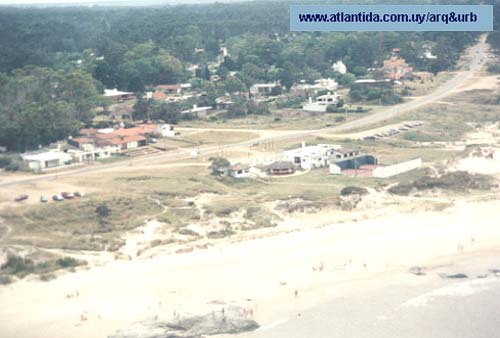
[372, 158, 422, 178]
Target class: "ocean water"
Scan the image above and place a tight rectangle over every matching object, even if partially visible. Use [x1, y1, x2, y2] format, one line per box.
[242, 255, 500, 338]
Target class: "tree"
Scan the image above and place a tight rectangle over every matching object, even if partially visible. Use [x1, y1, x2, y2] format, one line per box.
[95, 203, 111, 225]
[153, 102, 181, 124]
[209, 157, 230, 176]
[224, 76, 247, 93]
[132, 96, 151, 121]
[0, 67, 101, 151]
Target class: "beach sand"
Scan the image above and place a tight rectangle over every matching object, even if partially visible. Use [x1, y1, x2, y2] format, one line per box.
[1, 197, 500, 338]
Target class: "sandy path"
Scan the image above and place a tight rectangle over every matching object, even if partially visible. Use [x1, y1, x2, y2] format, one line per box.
[1, 196, 500, 338]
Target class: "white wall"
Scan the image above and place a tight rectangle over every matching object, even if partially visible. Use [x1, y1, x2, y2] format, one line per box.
[372, 158, 422, 178]
[329, 163, 342, 175]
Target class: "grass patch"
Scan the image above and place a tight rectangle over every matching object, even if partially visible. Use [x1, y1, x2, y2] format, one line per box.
[0, 196, 163, 251]
[389, 171, 496, 196]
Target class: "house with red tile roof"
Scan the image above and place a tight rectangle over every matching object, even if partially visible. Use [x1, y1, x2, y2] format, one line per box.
[382, 56, 413, 80]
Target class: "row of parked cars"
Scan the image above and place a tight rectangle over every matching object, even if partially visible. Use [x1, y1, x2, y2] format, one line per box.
[362, 121, 423, 141]
[14, 191, 85, 203]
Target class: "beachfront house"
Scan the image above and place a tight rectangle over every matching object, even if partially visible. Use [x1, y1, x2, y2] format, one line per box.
[284, 142, 341, 170]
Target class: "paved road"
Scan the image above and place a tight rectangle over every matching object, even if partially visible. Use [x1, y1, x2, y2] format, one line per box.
[0, 37, 488, 188]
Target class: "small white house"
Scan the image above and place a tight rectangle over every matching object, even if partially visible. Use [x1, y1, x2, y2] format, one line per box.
[302, 92, 342, 113]
[227, 163, 251, 178]
[68, 146, 114, 163]
[284, 142, 341, 170]
[22, 150, 73, 172]
[156, 124, 176, 137]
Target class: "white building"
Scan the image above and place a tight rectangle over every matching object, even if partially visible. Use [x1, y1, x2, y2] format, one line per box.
[284, 142, 341, 170]
[156, 124, 176, 137]
[103, 89, 134, 101]
[68, 147, 114, 163]
[181, 104, 213, 119]
[22, 150, 73, 172]
[250, 83, 280, 98]
[302, 92, 342, 113]
[291, 78, 338, 97]
[332, 60, 347, 74]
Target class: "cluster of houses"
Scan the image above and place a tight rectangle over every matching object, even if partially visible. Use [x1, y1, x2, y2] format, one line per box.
[225, 141, 421, 179]
[21, 123, 176, 172]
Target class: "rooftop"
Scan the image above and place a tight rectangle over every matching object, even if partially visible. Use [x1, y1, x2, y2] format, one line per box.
[104, 89, 134, 97]
[22, 150, 72, 162]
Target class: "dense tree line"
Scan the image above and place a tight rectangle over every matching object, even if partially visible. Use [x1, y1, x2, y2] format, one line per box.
[0, 67, 102, 151]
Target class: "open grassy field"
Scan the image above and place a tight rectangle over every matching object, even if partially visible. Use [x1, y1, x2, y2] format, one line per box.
[0, 194, 163, 251]
[178, 105, 384, 131]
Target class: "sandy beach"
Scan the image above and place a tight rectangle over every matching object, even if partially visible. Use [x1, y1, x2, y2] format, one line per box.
[1, 195, 500, 338]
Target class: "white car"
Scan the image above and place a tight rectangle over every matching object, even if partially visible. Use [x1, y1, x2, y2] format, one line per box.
[52, 195, 64, 202]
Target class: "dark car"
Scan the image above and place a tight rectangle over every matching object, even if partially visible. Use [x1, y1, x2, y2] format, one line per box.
[61, 192, 75, 199]
[14, 194, 29, 202]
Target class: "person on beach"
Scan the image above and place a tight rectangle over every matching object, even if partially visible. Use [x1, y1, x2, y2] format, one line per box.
[294, 290, 298, 297]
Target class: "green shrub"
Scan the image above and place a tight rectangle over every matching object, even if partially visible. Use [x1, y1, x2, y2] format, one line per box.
[389, 171, 495, 196]
[0, 157, 12, 168]
[1, 255, 35, 277]
[0, 275, 13, 285]
[340, 186, 368, 196]
[207, 228, 235, 239]
[56, 257, 81, 268]
[4, 162, 20, 171]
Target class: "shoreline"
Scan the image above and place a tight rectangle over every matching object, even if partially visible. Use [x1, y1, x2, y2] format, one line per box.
[1, 197, 500, 338]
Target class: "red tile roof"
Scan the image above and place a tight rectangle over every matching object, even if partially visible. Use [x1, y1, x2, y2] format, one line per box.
[156, 84, 181, 91]
[79, 128, 98, 136]
[152, 91, 168, 100]
[71, 137, 94, 144]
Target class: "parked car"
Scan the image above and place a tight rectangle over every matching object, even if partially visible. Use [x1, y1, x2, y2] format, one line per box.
[14, 194, 29, 202]
[61, 192, 75, 199]
[149, 138, 158, 144]
[363, 136, 376, 141]
[52, 194, 64, 202]
[74, 191, 85, 198]
[40, 195, 48, 203]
